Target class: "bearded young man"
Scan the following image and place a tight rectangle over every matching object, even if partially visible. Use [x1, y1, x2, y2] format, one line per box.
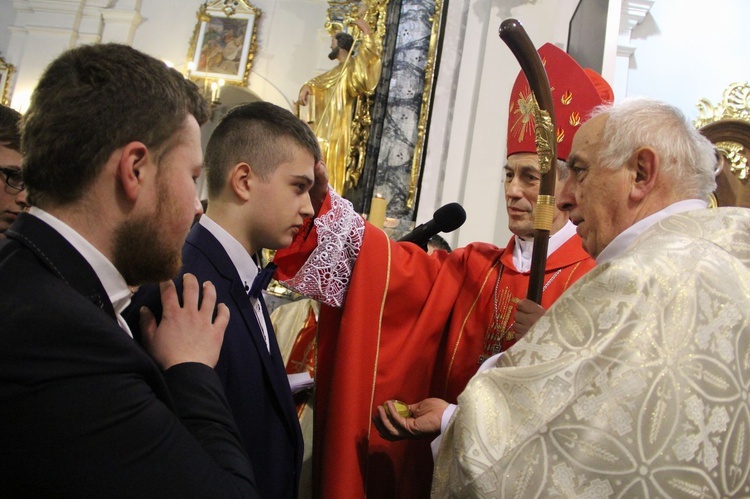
[0, 44, 258, 497]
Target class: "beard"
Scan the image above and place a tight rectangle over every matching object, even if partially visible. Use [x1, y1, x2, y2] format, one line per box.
[112, 188, 184, 286]
[327, 46, 340, 60]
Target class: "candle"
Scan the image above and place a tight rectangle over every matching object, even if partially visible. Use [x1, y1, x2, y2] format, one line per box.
[210, 81, 218, 103]
[368, 194, 387, 229]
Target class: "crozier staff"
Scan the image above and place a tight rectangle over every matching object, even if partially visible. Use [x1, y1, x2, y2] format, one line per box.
[500, 18, 557, 303]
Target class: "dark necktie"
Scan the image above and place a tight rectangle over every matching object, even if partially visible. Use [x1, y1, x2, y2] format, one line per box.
[248, 262, 277, 299]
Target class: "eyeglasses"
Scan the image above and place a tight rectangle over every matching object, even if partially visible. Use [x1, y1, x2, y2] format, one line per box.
[0, 167, 24, 192]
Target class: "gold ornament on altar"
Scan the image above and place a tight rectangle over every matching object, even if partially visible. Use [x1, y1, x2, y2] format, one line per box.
[0, 57, 13, 106]
[694, 82, 750, 208]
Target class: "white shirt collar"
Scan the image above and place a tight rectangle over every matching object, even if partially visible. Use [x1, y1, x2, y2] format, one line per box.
[28, 207, 134, 334]
[513, 220, 578, 273]
[596, 199, 708, 264]
[198, 214, 271, 353]
[198, 215, 259, 289]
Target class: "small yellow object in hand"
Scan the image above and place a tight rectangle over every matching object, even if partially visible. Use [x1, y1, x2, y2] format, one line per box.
[387, 400, 411, 418]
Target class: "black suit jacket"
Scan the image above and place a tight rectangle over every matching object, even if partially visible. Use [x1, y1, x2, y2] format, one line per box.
[0, 213, 258, 498]
[129, 223, 303, 498]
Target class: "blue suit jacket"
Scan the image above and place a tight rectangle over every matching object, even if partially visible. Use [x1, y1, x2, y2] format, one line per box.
[130, 223, 303, 498]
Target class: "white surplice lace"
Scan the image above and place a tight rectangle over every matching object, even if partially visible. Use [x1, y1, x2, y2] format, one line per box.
[279, 191, 365, 307]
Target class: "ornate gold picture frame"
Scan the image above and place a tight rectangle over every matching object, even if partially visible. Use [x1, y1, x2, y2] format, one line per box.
[695, 82, 750, 208]
[187, 0, 261, 86]
[0, 57, 13, 106]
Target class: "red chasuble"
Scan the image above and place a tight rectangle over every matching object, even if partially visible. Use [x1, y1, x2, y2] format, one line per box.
[274, 195, 594, 499]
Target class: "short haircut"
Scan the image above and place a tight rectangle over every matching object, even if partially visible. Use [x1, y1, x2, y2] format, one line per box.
[592, 98, 717, 201]
[427, 234, 452, 253]
[204, 101, 321, 199]
[22, 43, 209, 207]
[0, 104, 21, 152]
[335, 32, 354, 52]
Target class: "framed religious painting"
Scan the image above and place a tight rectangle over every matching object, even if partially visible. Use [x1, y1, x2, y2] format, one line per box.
[0, 57, 13, 106]
[187, 0, 261, 86]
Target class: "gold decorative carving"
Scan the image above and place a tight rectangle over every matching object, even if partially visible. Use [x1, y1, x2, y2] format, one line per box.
[407, 0, 445, 208]
[0, 57, 13, 106]
[532, 97, 554, 175]
[326, 1, 386, 36]
[186, 0, 261, 101]
[694, 81, 750, 182]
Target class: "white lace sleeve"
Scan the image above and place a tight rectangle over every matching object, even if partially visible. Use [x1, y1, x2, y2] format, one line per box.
[279, 191, 365, 307]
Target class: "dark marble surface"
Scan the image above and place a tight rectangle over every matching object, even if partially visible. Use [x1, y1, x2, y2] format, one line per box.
[346, 0, 403, 215]
[345, 0, 437, 224]
[374, 0, 436, 220]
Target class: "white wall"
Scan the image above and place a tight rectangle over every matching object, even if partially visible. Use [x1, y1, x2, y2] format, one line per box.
[131, 0, 328, 111]
[423, 0, 750, 248]
[624, 0, 750, 122]
[2, 0, 328, 114]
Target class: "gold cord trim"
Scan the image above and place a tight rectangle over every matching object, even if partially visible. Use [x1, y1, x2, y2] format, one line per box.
[561, 261, 582, 291]
[367, 231, 391, 442]
[443, 259, 502, 397]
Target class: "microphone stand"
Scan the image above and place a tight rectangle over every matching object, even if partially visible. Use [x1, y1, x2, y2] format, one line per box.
[499, 19, 558, 304]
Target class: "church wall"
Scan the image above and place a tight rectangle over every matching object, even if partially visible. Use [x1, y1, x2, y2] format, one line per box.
[1, 0, 748, 249]
[1, 0, 328, 113]
[625, 0, 750, 123]
[133, 0, 329, 110]
[423, 0, 750, 248]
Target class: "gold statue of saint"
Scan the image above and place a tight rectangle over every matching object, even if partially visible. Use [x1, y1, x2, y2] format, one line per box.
[297, 15, 382, 196]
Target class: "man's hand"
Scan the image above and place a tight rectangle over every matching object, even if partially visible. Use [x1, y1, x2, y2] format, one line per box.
[373, 398, 449, 441]
[514, 298, 546, 337]
[140, 274, 230, 370]
[309, 160, 329, 215]
[298, 85, 312, 106]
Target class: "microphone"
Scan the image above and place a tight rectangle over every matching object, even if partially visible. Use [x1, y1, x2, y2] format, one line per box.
[398, 202, 466, 250]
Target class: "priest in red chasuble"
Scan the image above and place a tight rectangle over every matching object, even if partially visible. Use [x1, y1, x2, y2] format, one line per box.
[274, 43, 613, 498]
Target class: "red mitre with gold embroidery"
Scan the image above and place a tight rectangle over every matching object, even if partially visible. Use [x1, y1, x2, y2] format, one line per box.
[507, 43, 614, 161]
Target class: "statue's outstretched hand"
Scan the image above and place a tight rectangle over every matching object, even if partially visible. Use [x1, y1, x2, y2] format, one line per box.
[298, 85, 312, 106]
[354, 17, 372, 36]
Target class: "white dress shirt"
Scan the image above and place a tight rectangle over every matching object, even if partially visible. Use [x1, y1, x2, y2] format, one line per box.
[28, 207, 134, 337]
[513, 220, 578, 272]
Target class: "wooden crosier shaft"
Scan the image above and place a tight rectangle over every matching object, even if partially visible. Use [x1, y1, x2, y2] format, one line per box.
[499, 18, 558, 304]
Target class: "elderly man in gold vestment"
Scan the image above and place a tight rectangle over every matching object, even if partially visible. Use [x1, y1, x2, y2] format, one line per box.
[297, 17, 382, 195]
[412, 97, 750, 497]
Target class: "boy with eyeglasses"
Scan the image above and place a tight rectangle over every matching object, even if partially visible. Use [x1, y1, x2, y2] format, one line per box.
[0, 104, 27, 237]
